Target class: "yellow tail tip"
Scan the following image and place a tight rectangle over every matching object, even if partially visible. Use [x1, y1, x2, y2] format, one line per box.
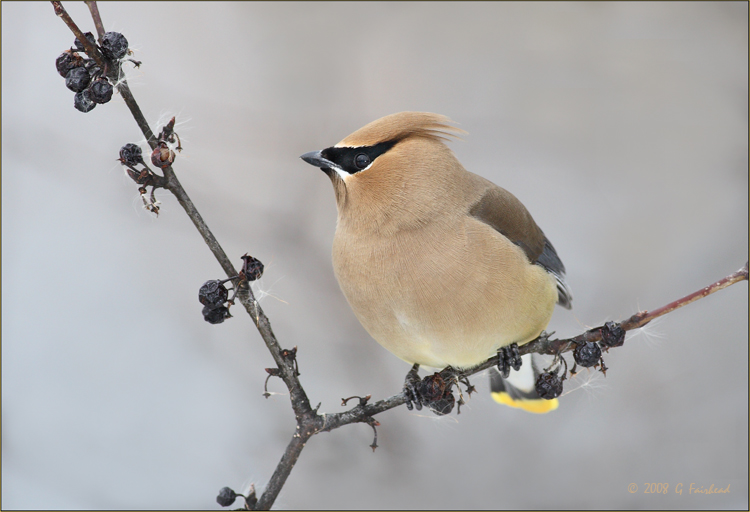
[491, 391, 559, 414]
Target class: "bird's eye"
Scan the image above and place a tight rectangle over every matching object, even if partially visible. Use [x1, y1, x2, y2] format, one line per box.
[354, 153, 371, 169]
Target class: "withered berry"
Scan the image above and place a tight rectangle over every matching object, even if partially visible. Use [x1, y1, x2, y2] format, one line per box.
[56, 50, 83, 77]
[73, 31, 97, 52]
[65, 67, 91, 93]
[216, 487, 237, 507]
[88, 78, 113, 104]
[74, 89, 96, 113]
[151, 143, 175, 168]
[428, 393, 455, 416]
[119, 143, 144, 167]
[241, 254, 264, 281]
[574, 341, 602, 368]
[83, 59, 101, 77]
[203, 305, 230, 324]
[535, 371, 563, 400]
[101, 31, 128, 60]
[199, 280, 229, 308]
[600, 321, 625, 347]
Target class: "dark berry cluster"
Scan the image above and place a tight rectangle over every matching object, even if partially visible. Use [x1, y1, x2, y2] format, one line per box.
[55, 31, 128, 113]
[198, 255, 264, 324]
[567, 321, 625, 371]
[199, 280, 232, 324]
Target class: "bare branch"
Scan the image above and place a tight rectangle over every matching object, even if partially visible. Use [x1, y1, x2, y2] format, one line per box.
[51, 4, 747, 509]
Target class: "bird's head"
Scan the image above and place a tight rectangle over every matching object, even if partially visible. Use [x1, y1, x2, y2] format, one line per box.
[301, 112, 466, 229]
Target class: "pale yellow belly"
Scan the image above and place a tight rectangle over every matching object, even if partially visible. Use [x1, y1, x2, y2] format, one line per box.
[332, 218, 558, 369]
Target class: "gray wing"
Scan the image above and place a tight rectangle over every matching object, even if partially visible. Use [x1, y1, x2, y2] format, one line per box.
[469, 185, 572, 309]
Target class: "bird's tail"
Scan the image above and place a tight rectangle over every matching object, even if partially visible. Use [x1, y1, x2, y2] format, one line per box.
[490, 353, 558, 413]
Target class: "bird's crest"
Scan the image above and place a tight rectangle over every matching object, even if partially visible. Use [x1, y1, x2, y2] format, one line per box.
[336, 112, 466, 148]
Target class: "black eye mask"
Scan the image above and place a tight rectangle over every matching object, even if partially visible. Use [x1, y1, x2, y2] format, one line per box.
[320, 140, 399, 175]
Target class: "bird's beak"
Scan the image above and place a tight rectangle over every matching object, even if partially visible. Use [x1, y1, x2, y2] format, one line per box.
[300, 150, 334, 170]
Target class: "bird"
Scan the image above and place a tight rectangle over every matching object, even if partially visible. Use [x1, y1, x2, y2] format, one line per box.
[300, 112, 572, 414]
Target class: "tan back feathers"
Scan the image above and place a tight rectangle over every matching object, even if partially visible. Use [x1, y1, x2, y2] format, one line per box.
[336, 112, 466, 148]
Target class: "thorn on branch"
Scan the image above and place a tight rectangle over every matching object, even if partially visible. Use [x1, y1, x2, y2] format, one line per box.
[365, 417, 380, 452]
[158, 116, 183, 152]
[455, 376, 476, 414]
[341, 394, 371, 407]
[280, 346, 300, 376]
[263, 367, 282, 398]
[599, 357, 609, 376]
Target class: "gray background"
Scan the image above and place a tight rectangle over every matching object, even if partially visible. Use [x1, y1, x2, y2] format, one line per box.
[2, 1, 747, 509]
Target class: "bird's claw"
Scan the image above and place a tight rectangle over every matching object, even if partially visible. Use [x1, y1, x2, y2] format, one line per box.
[403, 363, 423, 411]
[497, 343, 522, 378]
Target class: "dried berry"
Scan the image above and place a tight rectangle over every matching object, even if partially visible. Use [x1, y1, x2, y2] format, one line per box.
[65, 67, 91, 93]
[73, 89, 96, 113]
[241, 254, 264, 281]
[88, 77, 113, 104]
[418, 373, 449, 403]
[203, 305, 230, 324]
[428, 393, 455, 416]
[101, 31, 128, 60]
[83, 59, 101, 77]
[151, 143, 175, 168]
[600, 321, 625, 348]
[535, 371, 563, 400]
[199, 280, 229, 308]
[574, 341, 602, 368]
[216, 487, 237, 507]
[119, 143, 144, 167]
[56, 49, 83, 77]
[73, 31, 97, 52]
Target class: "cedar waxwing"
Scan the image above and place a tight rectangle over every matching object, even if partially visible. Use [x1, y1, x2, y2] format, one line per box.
[301, 112, 572, 413]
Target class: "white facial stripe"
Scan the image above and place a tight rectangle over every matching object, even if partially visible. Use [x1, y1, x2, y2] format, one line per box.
[330, 165, 351, 181]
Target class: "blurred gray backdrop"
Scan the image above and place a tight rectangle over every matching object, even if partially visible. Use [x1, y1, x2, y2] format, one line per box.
[2, 1, 747, 509]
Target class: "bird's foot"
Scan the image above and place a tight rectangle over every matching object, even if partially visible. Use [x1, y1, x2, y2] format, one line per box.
[497, 343, 522, 379]
[403, 363, 423, 411]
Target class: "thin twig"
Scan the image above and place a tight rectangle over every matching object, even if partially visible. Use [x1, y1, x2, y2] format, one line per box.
[51, 1, 105, 68]
[116, 79, 157, 148]
[84, 1, 105, 41]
